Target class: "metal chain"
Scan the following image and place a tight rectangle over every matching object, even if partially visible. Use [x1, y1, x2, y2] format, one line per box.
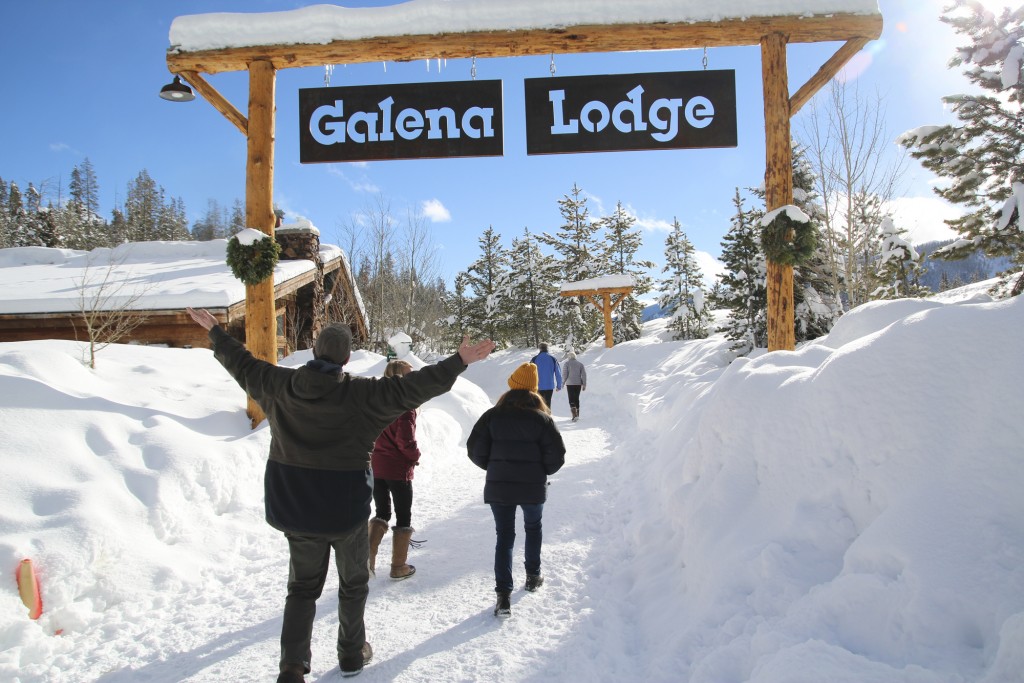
[702, 46, 708, 70]
[550, 54, 556, 77]
[324, 64, 334, 86]
[471, 56, 477, 81]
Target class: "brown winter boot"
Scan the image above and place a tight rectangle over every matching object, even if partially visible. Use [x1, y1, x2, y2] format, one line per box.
[571, 406, 579, 422]
[367, 518, 389, 577]
[390, 526, 417, 580]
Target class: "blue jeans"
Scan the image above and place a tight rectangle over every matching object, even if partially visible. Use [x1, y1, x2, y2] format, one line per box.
[490, 503, 543, 593]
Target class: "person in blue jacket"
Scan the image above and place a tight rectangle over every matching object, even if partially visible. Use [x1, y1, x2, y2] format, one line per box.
[530, 343, 562, 408]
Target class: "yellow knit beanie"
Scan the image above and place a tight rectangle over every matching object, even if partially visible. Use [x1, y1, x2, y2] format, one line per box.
[507, 362, 539, 392]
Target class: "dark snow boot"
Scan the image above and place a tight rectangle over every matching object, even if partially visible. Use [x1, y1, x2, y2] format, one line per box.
[277, 664, 306, 683]
[571, 407, 579, 422]
[494, 591, 512, 618]
[340, 641, 373, 677]
[525, 574, 544, 592]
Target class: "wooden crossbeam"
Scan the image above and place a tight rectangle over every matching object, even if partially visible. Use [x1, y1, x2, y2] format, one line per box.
[179, 71, 248, 135]
[789, 37, 871, 117]
[167, 14, 882, 75]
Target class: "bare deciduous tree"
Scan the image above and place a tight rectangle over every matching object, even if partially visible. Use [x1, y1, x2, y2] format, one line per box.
[798, 80, 907, 309]
[74, 252, 151, 369]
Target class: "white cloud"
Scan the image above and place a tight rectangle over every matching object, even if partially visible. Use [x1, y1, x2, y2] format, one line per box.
[696, 250, 726, 283]
[633, 214, 674, 233]
[886, 195, 961, 244]
[421, 198, 451, 222]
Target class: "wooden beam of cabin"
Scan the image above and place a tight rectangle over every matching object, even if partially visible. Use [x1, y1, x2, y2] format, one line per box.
[788, 37, 871, 117]
[167, 13, 882, 75]
[180, 71, 248, 135]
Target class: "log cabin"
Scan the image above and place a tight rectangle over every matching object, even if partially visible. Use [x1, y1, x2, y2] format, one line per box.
[0, 221, 368, 358]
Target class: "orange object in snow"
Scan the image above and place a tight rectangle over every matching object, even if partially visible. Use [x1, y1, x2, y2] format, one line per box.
[16, 559, 43, 620]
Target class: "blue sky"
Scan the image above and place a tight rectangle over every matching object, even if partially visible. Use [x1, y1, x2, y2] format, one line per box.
[0, 0, 999, 286]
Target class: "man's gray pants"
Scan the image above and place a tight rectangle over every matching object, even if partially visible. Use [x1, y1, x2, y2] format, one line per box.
[279, 524, 369, 673]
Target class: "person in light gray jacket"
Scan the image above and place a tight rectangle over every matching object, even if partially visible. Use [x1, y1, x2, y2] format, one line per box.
[562, 352, 587, 422]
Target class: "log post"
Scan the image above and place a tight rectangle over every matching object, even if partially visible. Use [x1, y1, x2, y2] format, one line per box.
[245, 59, 277, 426]
[602, 292, 614, 348]
[761, 32, 795, 352]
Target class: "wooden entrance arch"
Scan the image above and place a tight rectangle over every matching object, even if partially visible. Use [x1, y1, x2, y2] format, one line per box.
[165, 3, 883, 421]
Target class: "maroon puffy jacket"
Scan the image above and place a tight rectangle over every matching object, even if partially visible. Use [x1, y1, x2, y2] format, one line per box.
[371, 409, 420, 481]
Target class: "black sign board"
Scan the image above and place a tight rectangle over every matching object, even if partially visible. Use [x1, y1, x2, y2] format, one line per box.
[524, 70, 737, 155]
[299, 80, 503, 163]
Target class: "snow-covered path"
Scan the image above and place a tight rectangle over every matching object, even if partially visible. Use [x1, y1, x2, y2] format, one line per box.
[77, 407, 640, 682]
[160, 417, 629, 682]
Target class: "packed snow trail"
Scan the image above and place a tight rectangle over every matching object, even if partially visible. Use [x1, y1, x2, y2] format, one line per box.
[89, 416, 649, 682]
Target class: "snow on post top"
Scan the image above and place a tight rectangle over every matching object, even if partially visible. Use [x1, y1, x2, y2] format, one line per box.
[169, 0, 881, 52]
[561, 274, 635, 292]
[761, 204, 810, 226]
[233, 228, 272, 246]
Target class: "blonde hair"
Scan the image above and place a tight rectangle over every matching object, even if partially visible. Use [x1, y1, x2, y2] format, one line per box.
[384, 360, 413, 378]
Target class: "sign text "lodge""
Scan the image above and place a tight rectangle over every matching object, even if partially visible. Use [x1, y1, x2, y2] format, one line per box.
[524, 71, 737, 155]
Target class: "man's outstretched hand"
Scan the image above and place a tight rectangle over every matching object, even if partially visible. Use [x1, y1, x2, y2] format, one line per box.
[458, 336, 496, 366]
[186, 307, 219, 331]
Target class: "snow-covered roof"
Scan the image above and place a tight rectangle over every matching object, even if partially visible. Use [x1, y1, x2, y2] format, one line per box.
[169, 0, 882, 53]
[561, 274, 635, 292]
[0, 238, 343, 315]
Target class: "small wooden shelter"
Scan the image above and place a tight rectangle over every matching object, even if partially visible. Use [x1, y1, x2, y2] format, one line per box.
[560, 276, 635, 348]
[165, 1, 883, 421]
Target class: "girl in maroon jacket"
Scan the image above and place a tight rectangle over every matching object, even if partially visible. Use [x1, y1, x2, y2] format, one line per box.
[368, 360, 421, 580]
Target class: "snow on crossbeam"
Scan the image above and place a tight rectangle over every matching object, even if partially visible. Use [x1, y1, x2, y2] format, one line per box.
[167, 0, 883, 74]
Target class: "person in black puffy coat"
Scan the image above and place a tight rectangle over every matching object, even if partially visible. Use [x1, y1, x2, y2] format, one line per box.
[467, 362, 566, 618]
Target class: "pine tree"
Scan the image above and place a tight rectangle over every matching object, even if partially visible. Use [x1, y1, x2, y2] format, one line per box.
[0, 178, 9, 248]
[464, 226, 510, 345]
[871, 216, 930, 299]
[439, 272, 473, 350]
[124, 170, 162, 242]
[539, 183, 603, 348]
[108, 207, 129, 245]
[791, 146, 843, 342]
[192, 199, 226, 241]
[719, 188, 767, 354]
[601, 201, 655, 343]
[659, 217, 711, 341]
[69, 158, 101, 219]
[504, 227, 561, 347]
[898, 1, 1024, 296]
[11, 183, 45, 247]
[66, 159, 108, 249]
[229, 199, 245, 237]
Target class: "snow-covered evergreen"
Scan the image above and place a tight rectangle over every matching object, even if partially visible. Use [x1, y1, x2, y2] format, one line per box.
[898, 1, 1024, 296]
[659, 216, 712, 341]
[599, 201, 654, 343]
[719, 188, 767, 354]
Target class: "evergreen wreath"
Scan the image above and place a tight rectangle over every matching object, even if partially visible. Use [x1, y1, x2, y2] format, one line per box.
[760, 208, 816, 266]
[226, 231, 281, 285]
